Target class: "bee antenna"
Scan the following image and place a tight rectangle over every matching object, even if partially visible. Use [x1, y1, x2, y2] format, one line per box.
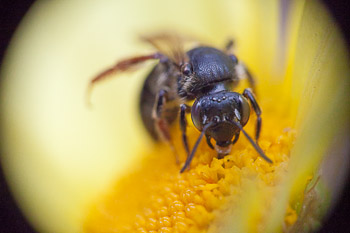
[229, 120, 273, 163]
[180, 122, 214, 173]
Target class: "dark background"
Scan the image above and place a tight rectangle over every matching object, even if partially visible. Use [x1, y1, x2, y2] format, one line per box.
[0, 1, 349, 233]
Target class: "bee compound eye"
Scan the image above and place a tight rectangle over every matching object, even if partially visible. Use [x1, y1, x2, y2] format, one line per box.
[240, 96, 250, 125]
[181, 63, 193, 76]
[229, 54, 238, 64]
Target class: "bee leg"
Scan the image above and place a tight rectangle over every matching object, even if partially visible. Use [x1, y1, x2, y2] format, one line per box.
[154, 89, 171, 140]
[231, 132, 240, 145]
[153, 89, 179, 163]
[206, 135, 214, 149]
[90, 53, 167, 85]
[87, 53, 167, 105]
[236, 63, 257, 95]
[224, 39, 235, 53]
[180, 104, 191, 156]
[243, 88, 262, 142]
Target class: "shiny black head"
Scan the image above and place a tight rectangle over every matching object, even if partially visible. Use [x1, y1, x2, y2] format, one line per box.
[191, 91, 250, 153]
[178, 47, 239, 99]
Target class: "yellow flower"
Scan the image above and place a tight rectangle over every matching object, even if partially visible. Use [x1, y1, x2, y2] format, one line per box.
[0, 1, 349, 233]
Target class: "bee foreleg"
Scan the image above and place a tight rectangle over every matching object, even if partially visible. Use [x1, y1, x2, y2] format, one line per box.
[243, 88, 262, 142]
[180, 104, 191, 156]
[205, 135, 214, 149]
[231, 132, 240, 145]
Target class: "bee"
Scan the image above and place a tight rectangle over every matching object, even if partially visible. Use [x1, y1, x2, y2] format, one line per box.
[89, 34, 272, 173]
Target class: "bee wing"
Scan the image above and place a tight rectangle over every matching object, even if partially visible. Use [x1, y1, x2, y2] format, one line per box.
[141, 33, 189, 67]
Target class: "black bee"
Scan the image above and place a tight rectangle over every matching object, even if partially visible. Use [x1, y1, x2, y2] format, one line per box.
[89, 34, 272, 173]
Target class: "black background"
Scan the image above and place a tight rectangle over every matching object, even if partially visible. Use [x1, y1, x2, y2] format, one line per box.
[0, 1, 349, 233]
